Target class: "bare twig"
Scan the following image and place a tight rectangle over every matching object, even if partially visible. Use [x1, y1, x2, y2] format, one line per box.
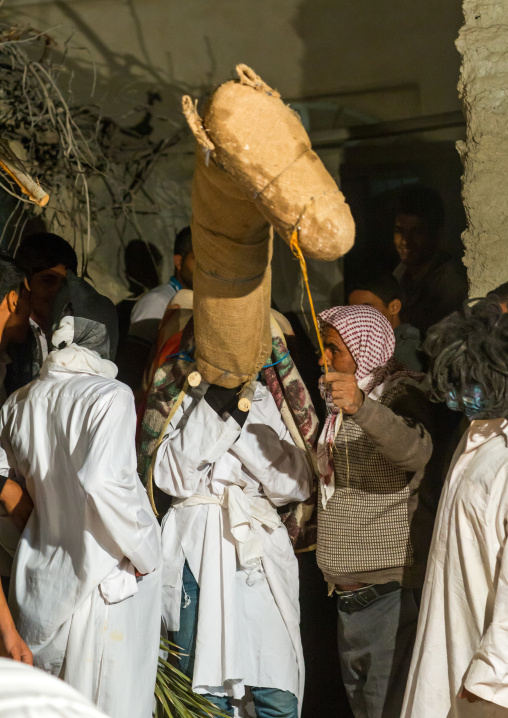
[0, 20, 190, 289]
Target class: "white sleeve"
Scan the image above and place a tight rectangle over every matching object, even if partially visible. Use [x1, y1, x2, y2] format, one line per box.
[153, 391, 242, 498]
[465, 477, 508, 707]
[128, 285, 176, 343]
[0, 409, 16, 479]
[82, 388, 160, 575]
[0, 437, 20, 570]
[0, 441, 9, 478]
[228, 390, 313, 506]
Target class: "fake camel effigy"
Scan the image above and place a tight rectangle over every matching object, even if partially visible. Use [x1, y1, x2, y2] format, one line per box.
[182, 63, 355, 394]
[138, 65, 356, 557]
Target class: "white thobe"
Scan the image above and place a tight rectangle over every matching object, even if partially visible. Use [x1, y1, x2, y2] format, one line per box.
[0, 363, 162, 718]
[402, 418, 508, 718]
[153, 382, 313, 710]
[0, 658, 109, 718]
[129, 281, 179, 344]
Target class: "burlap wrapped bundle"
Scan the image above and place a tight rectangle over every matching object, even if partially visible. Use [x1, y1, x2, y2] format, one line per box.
[183, 64, 355, 388]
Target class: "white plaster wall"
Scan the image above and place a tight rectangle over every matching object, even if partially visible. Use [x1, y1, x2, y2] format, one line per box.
[5, 0, 463, 121]
[2, 0, 464, 302]
[456, 0, 508, 296]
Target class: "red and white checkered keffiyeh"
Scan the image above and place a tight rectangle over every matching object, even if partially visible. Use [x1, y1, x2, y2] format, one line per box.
[318, 304, 395, 384]
[317, 305, 423, 494]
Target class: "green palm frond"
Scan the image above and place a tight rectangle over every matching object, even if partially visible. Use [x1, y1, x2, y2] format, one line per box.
[155, 637, 230, 718]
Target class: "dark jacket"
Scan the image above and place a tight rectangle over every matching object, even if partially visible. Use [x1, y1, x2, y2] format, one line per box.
[394, 250, 468, 335]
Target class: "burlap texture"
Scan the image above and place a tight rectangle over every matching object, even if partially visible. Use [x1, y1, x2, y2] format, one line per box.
[191, 148, 273, 387]
[200, 65, 355, 261]
[182, 64, 355, 387]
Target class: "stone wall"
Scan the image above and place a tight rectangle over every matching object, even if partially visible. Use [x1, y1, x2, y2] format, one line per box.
[456, 0, 508, 296]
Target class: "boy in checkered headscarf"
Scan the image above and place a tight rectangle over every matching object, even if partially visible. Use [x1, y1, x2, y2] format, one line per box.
[316, 304, 434, 718]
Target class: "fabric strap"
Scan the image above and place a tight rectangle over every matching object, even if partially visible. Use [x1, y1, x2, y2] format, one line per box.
[146, 379, 189, 516]
[173, 487, 280, 570]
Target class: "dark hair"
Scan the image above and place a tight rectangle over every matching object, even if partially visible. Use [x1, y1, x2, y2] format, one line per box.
[424, 297, 508, 418]
[394, 185, 445, 233]
[0, 253, 25, 301]
[488, 280, 508, 306]
[15, 233, 78, 277]
[174, 226, 192, 258]
[348, 274, 401, 307]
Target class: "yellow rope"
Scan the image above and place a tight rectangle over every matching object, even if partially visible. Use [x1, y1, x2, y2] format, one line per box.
[290, 228, 347, 493]
[289, 229, 329, 374]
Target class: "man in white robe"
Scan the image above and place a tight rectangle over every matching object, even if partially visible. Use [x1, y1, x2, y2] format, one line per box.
[0, 275, 161, 718]
[153, 378, 313, 717]
[402, 298, 508, 717]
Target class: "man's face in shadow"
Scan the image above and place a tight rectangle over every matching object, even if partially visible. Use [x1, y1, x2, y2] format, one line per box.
[174, 251, 195, 290]
[28, 264, 67, 330]
[393, 214, 438, 269]
[1, 284, 31, 347]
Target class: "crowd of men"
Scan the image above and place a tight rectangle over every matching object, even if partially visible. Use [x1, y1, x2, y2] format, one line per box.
[0, 184, 506, 718]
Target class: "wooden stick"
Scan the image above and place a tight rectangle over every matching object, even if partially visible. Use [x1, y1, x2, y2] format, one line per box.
[0, 155, 49, 207]
[238, 379, 257, 412]
[188, 371, 202, 387]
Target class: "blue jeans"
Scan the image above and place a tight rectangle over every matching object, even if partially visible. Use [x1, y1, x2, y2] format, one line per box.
[173, 561, 298, 718]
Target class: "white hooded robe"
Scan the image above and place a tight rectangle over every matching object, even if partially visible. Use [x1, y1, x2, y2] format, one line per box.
[0, 359, 161, 718]
[402, 418, 508, 718]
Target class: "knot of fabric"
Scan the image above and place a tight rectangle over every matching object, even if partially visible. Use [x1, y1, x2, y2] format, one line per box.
[51, 316, 75, 349]
[45, 343, 118, 380]
[173, 487, 280, 572]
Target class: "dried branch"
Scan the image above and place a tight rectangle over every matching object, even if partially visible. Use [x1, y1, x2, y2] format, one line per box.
[0, 21, 188, 276]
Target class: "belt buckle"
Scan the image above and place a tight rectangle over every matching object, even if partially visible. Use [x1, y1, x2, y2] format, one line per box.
[354, 586, 377, 608]
[338, 586, 378, 614]
[339, 596, 356, 614]
[338, 590, 363, 614]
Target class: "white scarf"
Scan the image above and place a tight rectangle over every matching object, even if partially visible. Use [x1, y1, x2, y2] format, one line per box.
[44, 315, 118, 379]
[44, 345, 118, 379]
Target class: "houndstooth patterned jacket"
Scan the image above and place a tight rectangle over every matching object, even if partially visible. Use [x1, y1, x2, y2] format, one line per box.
[317, 382, 435, 587]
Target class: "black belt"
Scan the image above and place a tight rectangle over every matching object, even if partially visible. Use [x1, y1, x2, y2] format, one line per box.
[336, 581, 401, 614]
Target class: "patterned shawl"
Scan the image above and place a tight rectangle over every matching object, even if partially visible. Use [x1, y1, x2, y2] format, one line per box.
[136, 305, 319, 550]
